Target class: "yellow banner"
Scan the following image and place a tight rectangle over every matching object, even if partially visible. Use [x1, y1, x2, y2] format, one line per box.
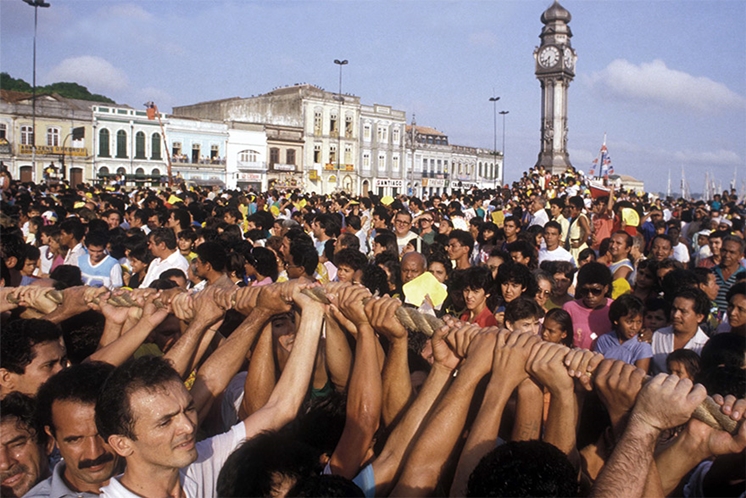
[18, 145, 88, 156]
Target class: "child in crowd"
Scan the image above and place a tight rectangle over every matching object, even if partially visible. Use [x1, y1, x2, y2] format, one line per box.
[494, 261, 533, 327]
[665, 349, 701, 380]
[504, 296, 544, 335]
[20, 245, 41, 282]
[334, 248, 368, 284]
[541, 308, 574, 347]
[124, 246, 152, 289]
[563, 262, 613, 350]
[593, 294, 652, 372]
[460, 266, 498, 327]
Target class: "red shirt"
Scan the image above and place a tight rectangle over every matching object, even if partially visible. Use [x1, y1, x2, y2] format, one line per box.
[461, 306, 499, 328]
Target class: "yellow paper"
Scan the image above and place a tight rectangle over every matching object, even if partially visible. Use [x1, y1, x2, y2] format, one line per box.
[622, 207, 640, 227]
[403, 272, 448, 308]
[168, 195, 183, 204]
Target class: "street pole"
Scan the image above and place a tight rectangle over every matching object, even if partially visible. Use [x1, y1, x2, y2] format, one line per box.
[333, 59, 347, 190]
[500, 110, 509, 184]
[489, 96, 499, 186]
[23, 0, 51, 183]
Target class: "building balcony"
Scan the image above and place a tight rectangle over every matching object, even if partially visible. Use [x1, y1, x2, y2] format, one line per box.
[173, 155, 226, 166]
[237, 160, 266, 170]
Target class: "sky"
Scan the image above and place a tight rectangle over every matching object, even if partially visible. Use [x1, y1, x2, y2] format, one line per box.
[2, 0, 745, 195]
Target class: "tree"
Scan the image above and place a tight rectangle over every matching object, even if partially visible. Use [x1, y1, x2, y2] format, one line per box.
[0, 72, 114, 103]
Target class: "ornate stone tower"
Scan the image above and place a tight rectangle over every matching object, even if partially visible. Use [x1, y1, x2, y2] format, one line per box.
[534, 1, 576, 174]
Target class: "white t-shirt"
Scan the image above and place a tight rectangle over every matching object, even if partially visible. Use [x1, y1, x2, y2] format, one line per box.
[101, 423, 247, 498]
[538, 246, 576, 266]
[650, 325, 709, 374]
[139, 250, 190, 288]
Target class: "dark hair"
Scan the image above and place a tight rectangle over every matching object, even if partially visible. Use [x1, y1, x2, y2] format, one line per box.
[463, 265, 494, 293]
[314, 213, 341, 238]
[36, 362, 115, 436]
[60, 217, 86, 242]
[651, 233, 673, 249]
[361, 263, 390, 297]
[159, 268, 187, 282]
[287, 474, 364, 497]
[726, 281, 746, 304]
[334, 248, 368, 272]
[608, 294, 645, 325]
[666, 349, 701, 379]
[50, 264, 84, 289]
[576, 261, 613, 288]
[95, 356, 182, 441]
[673, 287, 711, 321]
[84, 229, 109, 249]
[1, 392, 46, 447]
[467, 440, 578, 497]
[505, 296, 545, 324]
[129, 245, 154, 266]
[289, 242, 319, 276]
[448, 229, 475, 252]
[692, 267, 714, 286]
[506, 240, 538, 269]
[644, 296, 672, 318]
[543, 220, 562, 234]
[496, 261, 533, 295]
[346, 214, 362, 231]
[216, 430, 321, 497]
[252, 246, 279, 282]
[696, 366, 746, 399]
[195, 241, 227, 272]
[373, 231, 399, 258]
[612, 230, 633, 248]
[337, 232, 360, 252]
[428, 250, 452, 278]
[567, 196, 584, 210]
[661, 269, 699, 302]
[149, 227, 177, 250]
[1, 319, 63, 375]
[700, 333, 746, 370]
[543, 308, 574, 347]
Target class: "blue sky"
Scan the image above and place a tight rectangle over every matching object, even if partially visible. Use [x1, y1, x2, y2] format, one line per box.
[2, 0, 745, 194]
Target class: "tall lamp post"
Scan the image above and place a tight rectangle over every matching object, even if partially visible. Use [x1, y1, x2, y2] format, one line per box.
[489, 96, 500, 186]
[22, 0, 50, 183]
[333, 59, 348, 180]
[499, 110, 509, 184]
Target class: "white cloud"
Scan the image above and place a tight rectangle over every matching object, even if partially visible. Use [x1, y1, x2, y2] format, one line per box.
[102, 3, 153, 22]
[46, 56, 129, 93]
[672, 149, 741, 165]
[469, 30, 498, 48]
[586, 59, 746, 113]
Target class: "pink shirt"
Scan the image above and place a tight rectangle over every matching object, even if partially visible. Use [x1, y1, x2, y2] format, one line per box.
[562, 298, 613, 350]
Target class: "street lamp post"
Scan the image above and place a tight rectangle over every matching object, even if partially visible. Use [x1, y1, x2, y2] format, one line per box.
[22, 0, 50, 183]
[333, 59, 348, 182]
[499, 110, 509, 183]
[489, 96, 499, 186]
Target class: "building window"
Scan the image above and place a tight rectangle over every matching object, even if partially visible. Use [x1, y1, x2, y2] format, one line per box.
[21, 125, 33, 145]
[211, 145, 219, 161]
[172, 142, 182, 158]
[286, 149, 296, 165]
[329, 145, 337, 165]
[116, 130, 127, 158]
[378, 154, 386, 170]
[151, 133, 162, 160]
[46, 127, 60, 146]
[345, 115, 353, 138]
[135, 131, 146, 159]
[191, 144, 201, 164]
[393, 154, 400, 171]
[377, 125, 388, 143]
[363, 123, 371, 141]
[344, 144, 352, 164]
[313, 144, 321, 164]
[98, 128, 110, 157]
[239, 149, 259, 163]
[362, 152, 370, 169]
[330, 111, 338, 137]
[314, 110, 323, 136]
[392, 127, 400, 145]
[0, 124, 6, 140]
[269, 147, 280, 166]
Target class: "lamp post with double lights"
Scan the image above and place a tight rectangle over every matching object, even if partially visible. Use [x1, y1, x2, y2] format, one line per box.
[22, 0, 51, 183]
[333, 59, 348, 178]
[499, 110, 509, 183]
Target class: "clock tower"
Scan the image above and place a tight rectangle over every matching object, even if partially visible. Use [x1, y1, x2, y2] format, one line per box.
[534, 1, 577, 174]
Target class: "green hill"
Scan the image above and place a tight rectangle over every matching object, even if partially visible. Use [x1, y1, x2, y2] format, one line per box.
[0, 72, 115, 103]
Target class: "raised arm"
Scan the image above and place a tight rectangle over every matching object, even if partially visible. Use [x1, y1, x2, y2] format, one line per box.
[328, 286, 382, 479]
[450, 330, 541, 497]
[240, 322, 276, 418]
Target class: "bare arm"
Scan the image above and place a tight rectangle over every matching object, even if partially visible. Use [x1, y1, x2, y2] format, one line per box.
[392, 326, 496, 497]
[329, 286, 382, 479]
[323, 312, 353, 391]
[240, 323, 276, 418]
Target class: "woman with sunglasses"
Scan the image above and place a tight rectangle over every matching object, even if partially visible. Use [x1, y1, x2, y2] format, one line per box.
[562, 262, 613, 350]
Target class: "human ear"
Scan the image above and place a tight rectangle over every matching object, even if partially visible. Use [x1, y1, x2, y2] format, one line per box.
[108, 435, 135, 458]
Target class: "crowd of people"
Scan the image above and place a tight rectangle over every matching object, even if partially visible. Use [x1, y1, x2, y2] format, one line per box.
[0, 164, 745, 497]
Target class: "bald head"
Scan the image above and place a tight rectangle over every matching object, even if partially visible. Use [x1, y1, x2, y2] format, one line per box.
[401, 252, 427, 284]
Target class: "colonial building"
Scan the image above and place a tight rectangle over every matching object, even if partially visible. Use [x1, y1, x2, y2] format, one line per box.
[226, 121, 267, 192]
[165, 116, 229, 188]
[0, 90, 95, 186]
[360, 104, 407, 197]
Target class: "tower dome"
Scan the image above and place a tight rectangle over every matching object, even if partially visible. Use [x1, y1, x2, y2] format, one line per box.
[541, 1, 571, 24]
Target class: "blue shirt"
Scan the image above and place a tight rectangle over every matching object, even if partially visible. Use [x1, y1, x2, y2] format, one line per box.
[594, 330, 653, 365]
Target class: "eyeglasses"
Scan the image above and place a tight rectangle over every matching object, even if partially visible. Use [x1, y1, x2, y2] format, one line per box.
[284, 262, 301, 269]
[577, 286, 605, 297]
[537, 289, 552, 296]
[395, 219, 411, 225]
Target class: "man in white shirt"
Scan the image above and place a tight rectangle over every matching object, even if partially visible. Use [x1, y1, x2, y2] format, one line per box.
[139, 228, 189, 288]
[527, 196, 550, 228]
[97, 284, 325, 498]
[59, 218, 86, 267]
[651, 288, 710, 374]
[78, 231, 123, 289]
[393, 211, 419, 255]
[538, 221, 575, 266]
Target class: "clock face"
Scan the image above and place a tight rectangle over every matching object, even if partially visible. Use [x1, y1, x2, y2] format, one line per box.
[538, 46, 560, 68]
[563, 48, 574, 70]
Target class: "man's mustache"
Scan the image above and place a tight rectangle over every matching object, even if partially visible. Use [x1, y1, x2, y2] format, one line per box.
[0, 463, 28, 483]
[78, 452, 114, 470]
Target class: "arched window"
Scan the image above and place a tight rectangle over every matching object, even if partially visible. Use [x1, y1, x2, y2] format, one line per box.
[98, 166, 109, 178]
[239, 150, 259, 163]
[151, 133, 162, 160]
[116, 167, 126, 176]
[99, 129, 110, 157]
[135, 131, 146, 159]
[116, 130, 127, 158]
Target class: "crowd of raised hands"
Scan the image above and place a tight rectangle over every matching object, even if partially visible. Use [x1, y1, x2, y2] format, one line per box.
[2, 281, 745, 497]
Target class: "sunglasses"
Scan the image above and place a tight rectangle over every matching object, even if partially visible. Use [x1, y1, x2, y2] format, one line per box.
[577, 286, 605, 297]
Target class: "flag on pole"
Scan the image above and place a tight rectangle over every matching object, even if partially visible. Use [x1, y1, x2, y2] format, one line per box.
[589, 157, 598, 177]
[604, 155, 613, 176]
[599, 144, 609, 177]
